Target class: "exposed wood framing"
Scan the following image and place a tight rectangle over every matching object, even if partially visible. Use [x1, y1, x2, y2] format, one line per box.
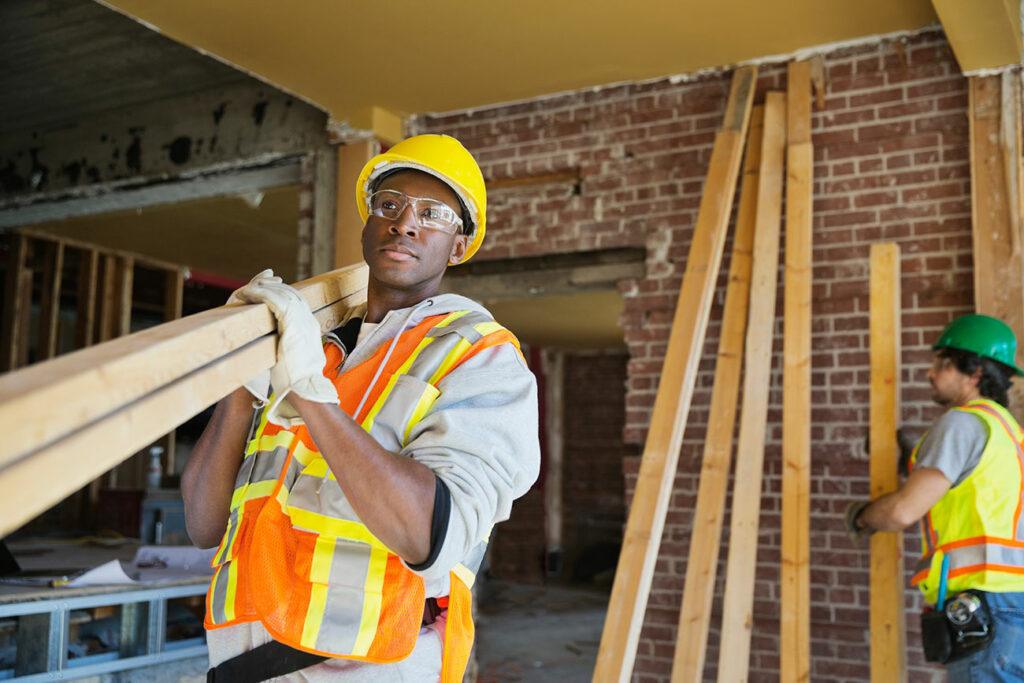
[37, 242, 65, 361]
[97, 254, 118, 344]
[74, 249, 99, 349]
[780, 60, 813, 683]
[969, 74, 1024, 417]
[335, 140, 379, 269]
[670, 105, 763, 683]
[162, 268, 186, 475]
[312, 146, 339, 277]
[592, 65, 757, 683]
[869, 242, 907, 682]
[0, 263, 369, 536]
[717, 90, 787, 683]
[0, 235, 29, 372]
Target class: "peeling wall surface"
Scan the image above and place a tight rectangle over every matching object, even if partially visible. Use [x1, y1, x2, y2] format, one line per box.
[0, 82, 327, 206]
[0, 0, 329, 210]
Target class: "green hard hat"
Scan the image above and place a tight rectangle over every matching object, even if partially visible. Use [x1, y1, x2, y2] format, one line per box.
[933, 314, 1024, 376]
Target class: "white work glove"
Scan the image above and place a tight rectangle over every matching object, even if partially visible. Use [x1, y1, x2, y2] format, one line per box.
[226, 269, 278, 406]
[232, 271, 339, 426]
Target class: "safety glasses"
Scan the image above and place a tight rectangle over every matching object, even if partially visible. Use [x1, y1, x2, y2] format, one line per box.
[367, 189, 463, 235]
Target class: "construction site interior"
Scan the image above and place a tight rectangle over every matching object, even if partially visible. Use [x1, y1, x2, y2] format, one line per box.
[0, 1, 1022, 681]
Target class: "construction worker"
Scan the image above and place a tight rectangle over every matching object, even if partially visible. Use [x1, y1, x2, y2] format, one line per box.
[182, 134, 541, 682]
[847, 314, 1024, 680]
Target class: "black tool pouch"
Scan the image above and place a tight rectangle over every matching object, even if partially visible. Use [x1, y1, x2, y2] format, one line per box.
[920, 590, 995, 664]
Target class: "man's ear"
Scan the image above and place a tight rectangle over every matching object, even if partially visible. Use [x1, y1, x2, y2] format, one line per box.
[448, 234, 468, 266]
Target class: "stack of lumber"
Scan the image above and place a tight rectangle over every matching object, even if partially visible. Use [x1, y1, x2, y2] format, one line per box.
[0, 263, 368, 537]
[596, 58, 912, 682]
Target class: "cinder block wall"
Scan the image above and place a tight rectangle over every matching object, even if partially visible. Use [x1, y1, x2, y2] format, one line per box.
[416, 29, 972, 681]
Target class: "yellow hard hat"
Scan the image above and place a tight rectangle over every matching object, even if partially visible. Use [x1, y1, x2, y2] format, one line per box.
[356, 134, 486, 264]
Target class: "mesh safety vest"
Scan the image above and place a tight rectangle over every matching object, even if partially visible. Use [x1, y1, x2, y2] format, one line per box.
[910, 399, 1024, 604]
[205, 310, 520, 681]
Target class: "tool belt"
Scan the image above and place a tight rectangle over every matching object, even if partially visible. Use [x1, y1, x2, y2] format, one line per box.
[206, 598, 445, 682]
[920, 590, 995, 664]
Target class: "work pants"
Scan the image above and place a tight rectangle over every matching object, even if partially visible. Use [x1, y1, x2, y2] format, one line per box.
[946, 591, 1024, 682]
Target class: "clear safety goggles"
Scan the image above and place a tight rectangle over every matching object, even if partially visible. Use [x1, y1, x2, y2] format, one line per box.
[367, 189, 464, 235]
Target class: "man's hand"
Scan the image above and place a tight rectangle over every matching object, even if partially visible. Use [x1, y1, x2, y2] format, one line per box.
[233, 272, 338, 424]
[226, 269, 278, 405]
[845, 500, 873, 544]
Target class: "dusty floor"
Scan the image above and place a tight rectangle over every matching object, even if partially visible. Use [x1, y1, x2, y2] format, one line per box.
[475, 579, 608, 683]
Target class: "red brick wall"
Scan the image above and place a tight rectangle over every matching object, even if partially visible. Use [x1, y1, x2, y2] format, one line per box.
[417, 29, 972, 681]
[488, 351, 636, 585]
[563, 351, 635, 581]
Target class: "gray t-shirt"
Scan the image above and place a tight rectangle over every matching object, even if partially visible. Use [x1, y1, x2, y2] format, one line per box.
[914, 409, 989, 487]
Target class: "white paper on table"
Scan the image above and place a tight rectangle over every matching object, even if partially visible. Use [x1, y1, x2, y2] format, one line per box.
[65, 559, 137, 587]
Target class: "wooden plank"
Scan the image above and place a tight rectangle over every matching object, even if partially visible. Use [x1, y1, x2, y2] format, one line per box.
[0, 263, 369, 473]
[869, 242, 906, 682]
[37, 241, 65, 361]
[115, 256, 134, 337]
[716, 90, 787, 683]
[670, 106, 763, 683]
[14, 267, 33, 370]
[0, 285, 367, 537]
[592, 64, 758, 683]
[780, 60, 813, 683]
[0, 235, 29, 372]
[969, 75, 1024, 419]
[97, 254, 117, 344]
[75, 249, 99, 349]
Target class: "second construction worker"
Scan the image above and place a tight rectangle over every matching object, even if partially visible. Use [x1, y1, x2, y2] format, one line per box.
[182, 134, 541, 681]
[848, 314, 1024, 681]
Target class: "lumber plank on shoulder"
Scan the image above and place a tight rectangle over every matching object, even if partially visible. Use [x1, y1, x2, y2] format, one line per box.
[716, 90, 787, 683]
[869, 242, 907, 682]
[0, 263, 368, 472]
[781, 59, 813, 683]
[592, 65, 758, 683]
[670, 105, 764, 683]
[0, 287, 366, 537]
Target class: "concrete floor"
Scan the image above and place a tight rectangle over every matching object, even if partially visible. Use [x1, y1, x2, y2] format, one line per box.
[475, 580, 608, 683]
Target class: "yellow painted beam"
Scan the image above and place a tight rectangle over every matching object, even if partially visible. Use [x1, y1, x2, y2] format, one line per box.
[372, 107, 406, 146]
[931, 0, 1022, 72]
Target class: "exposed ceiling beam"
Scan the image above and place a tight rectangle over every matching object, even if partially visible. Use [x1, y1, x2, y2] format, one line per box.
[931, 0, 1022, 72]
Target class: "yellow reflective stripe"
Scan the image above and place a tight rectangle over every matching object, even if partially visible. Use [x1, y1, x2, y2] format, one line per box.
[351, 546, 389, 656]
[427, 338, 472, 386]
[300, 536, 336, 649]
[252, 429, 295, 456]
[229, 479, 277, 510]
[301, 457, 335, 481]
[292, 440, 320, 467]
[452, 562, 476, 589]
[361, 337, 435, 431]
[224, 556, 239, 621]
[473, 321, 504, 336]
[286, 506, 389, 549]
[403, 384, 439, 445]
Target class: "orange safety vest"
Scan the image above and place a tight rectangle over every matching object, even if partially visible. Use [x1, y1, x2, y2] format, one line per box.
[205, 310, 520, 681]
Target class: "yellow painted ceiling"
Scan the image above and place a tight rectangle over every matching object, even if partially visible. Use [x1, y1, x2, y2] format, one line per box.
[487, 290, 625, 349]
[100, 0, 938, 131]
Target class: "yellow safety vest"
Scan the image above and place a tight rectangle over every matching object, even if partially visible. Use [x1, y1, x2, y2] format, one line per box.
[205, 310, 520, 681]
[910, 399, 1024, 604]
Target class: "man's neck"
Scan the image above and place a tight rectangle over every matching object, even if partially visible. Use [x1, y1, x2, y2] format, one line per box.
[365, 280, 441, 324]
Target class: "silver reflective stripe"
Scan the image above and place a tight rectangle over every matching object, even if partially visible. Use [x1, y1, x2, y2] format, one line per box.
[368, 376, 440, 452]
[946, 542, 1024, 571]
[312, 541, 373, 653]
[209, 563, 232, 623]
